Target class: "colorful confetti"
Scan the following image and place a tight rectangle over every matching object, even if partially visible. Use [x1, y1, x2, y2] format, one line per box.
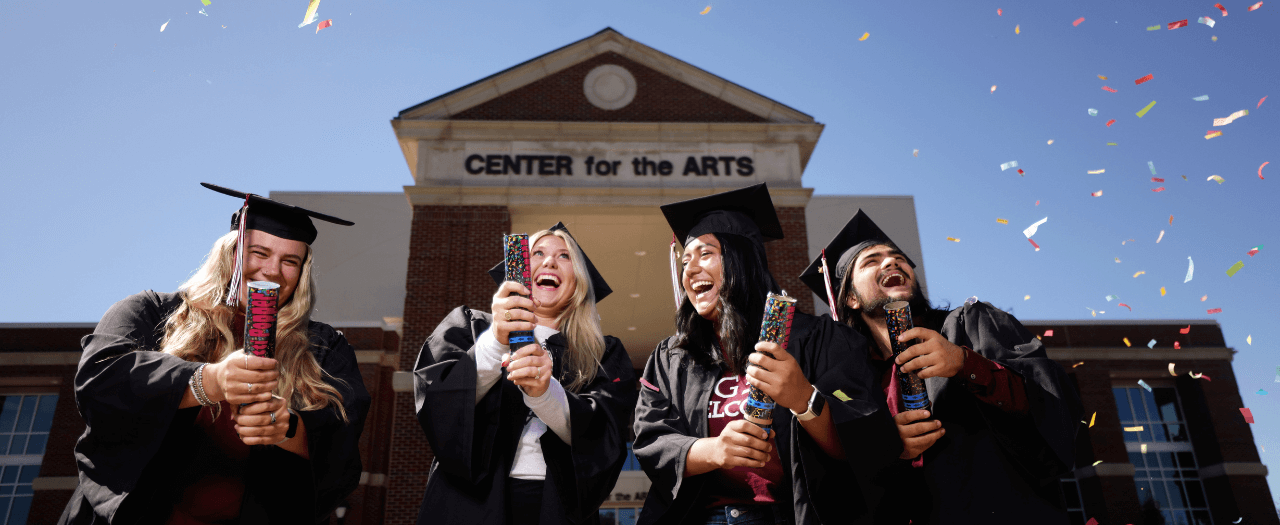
[1148, 339, 1156, 348]
[1047, 139, 1054, 145]
[1205, 130, 1223, 140]
[1024, 295, 1030, 300]
[1226, 261, 1244, 276]
[1260, 96, 1268, 108]
[1185, 257, 1194, 283]
[1181, 325, 1191, 334]
[1216, 3, 1229, 16]
[859, 32, 870, 41]
[1045, 330, 1054, 337]
[1119, 303, 1132, 311]
[991, 85, 998, 94]
[913, 149, 919, 157]
[946, 236, 961, 242]
[997, 8, 1002, 15]
[1000, 160, 1018, 171]
[833, 389, 852, 402]
[1023, 217, 1047, 238]
[1248, 245, 1263, 256]
[1141, 444, 1148, 454]
[1107, 294, 1119, 302]
[1087, 169, 1105, 174]
[1161, 287, 1166, 296]
[1261, 161, 1269, 179]
[1213, 109, 1249, 126]
[1248, 2, 1263, 11]
[1152, 177, 1164, 182]
[1259, 390, 1268, 396]
[1135, 74, 1154, 85]
[996, 218, 1008, 224]
[299, 0, 321, 27]
[1136, 101, 1157, 117]
[1028, 238, 1041, 251]
[1169, 363, 1177, 376]
[1241, 407, 1255, 424]
[1124, 337, 1131, 347]
[161, 19, 170, 32]
[640, 377, 660, 392]
[1198, 16, 1216, 28]
[1088, 108, 1098, 116]
[1015, 25, 1020, 34]
[1106, 119, 1117, 127]
[1157, 230, 1165, 243]
[1091, 190, 1104, 197]
[1089, 412, 1096, 426]
[1207, 175, 1225, 183]
[1248, 335, 1252, 345]
[1168, 19, 1189, 29]
[1133, 271, 1145, 278]
[1207, 308, 1222, 314]
[1138, 379, 1152, 392]
[1148, 161, 1157, 175]
[1152, 187, 1166, 192]
[1124, 425, 1144, 432]
[1074, 17, 1086, 26]
[700, 5, 711, 14]
[1193, 95, 1210, 101]
[1275, 367, 1280, 382]
[316, 19, 332, 33]
[1102, 86, 1117, 93]
[1147, 25, 1162, 31]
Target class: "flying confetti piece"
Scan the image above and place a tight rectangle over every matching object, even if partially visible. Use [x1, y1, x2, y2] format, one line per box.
[1161, 287, 1166, 296]
[198, 8, 208, 15]
[1157, 230, 1165, 243]
[1226, 261, 1244, 276]
[699, 5, 711, 15]
[1193, 95, 1210, 101]
[946, 237, 961, 242]
[1201, 295, 1207, 301]
[1198, 16, 1216, 27]
[1212, 36, 1218, 41]
[1169, 363, 1177, 376]
[1148, 339, 1156, 348]
[991, 85, 998, 94]
[1047, 139, 1054, 145]
[1216, 3, 1229, 15]
[833, 389, 852, 402]
[1119, 303, 1132, 311]
[996, 218, 1008, 224]
[1168, 19, 1188, 29]
[160, 19, 170, 32]
[1147, 25, 1162, 31]
[1181, 326, 1191, 334]
[1091, 190, 1104, 197]
[1015, 24, 1020, 34]
[1207, 175, 1225, 183]
[1073, 361, 1084, 368]
[1207, 308, 1222, 314]
[1148, 162, 1157, 175]
[1136, 101, 1157, 118]
[1260, 96, 1268, 108]
[1102, 86, 1117, 93]
[1138, 379, 1152, 392]
[1106, 119, 1116, 127]
[1106, 143, 1118, 146]
[1214, 109, 1250, 126]
[1185, 258, 1194, 282]
[1088, 108, 1098, 116]
[640, 378, 660, 392]
[1016, 168, 1025, 176]
[1023, 217, 1048, 238]
[1241, 408, 1255, 423]
[1089, 412, 1096, 426]
[1133, 271, 1145, 278]
[1135, 74, 1154, 85]
[1248, 245, 1263, 256]
[1088, 308, 1097, 317]
[912, 149, 919, 157]
[1045, 330, 1054, 337]
[1092, 461, 1103, 467]
[1115, 257, 1122, 263]
[1074, 17, 1086, 26]
[1152, 187, 1166, 192]
[1035, 200, 1039, 206]
[1141, 444, 1148, 454]
[859, 32, 870, 41]
[1107, 295, 1119, 302]
[315, 19, 332, 33]
[1124, 425, 1144, 431]
[997, 8, 1002, 15]
[1205, 131, 1223, 140]
[1248, 335, 1252, 345]
[1024, 295, 1030, 301]
[299, 0, 321, 27]
[1261, 162, 1270, 179]
[1152, 177, 1164, 182]
[1175, 341, 1182, 349]
[1000, 161, 1018, 171]
[1087, 169, 1105, 174]
[1248, 2, 1263, 11]
[202, 0, 211, 4]
[1189, 371, 1203, 379]
[1028, 238, 1041, 251]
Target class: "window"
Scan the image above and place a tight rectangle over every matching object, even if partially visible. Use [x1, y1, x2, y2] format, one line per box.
[1113, 386, 1212, 525]
[0, 394, 59, 525]
[1059, 476, 1086, 525]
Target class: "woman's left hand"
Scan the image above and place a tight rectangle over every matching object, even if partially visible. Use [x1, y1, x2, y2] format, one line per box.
[746, 342, 812, 414]
[234, 395, 290, 445]
[503, 344, 553, 397]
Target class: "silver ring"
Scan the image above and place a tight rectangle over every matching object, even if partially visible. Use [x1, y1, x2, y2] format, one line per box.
[270, 411, 277, 424]
[244, 354, 250, 367]
[246, 383, 254, 393]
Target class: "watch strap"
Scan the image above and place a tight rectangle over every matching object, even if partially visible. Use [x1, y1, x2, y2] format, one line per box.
[285, 409, 299, 439]
[792, 386, 821, 421]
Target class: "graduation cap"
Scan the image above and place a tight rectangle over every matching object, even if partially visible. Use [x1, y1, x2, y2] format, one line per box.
[798, 210, 916, 320]
[487, 223, 613, 303]
[202, 182, 354, 306]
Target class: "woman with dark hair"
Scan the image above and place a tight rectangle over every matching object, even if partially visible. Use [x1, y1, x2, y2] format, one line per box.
[633, 184, 897, 525]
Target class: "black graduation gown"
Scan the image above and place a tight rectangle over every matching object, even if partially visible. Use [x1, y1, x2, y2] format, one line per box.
[632, 312, 898, 525]
[58, 290, 371, 525]
[868, 302, 1083, 524]
[413, 305, 639, 525]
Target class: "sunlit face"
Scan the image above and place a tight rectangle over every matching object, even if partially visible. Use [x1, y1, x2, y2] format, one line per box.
[844, 244, 916, 315]
[238, 229, 308, 307]
[529, 234, 578, 318]
[681, 234, 724, 322]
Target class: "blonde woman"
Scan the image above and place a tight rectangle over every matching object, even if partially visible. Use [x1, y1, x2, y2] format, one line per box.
[59, 183, 370, 525]
[413, 223, 637, 525]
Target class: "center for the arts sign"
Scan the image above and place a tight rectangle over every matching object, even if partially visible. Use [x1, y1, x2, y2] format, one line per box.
[464, 154, 755, 177]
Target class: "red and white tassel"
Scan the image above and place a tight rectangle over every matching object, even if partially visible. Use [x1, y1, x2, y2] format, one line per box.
[225, 200, 248, 307]
[820, 249, 838, 322]
[669, 234, 682, 310]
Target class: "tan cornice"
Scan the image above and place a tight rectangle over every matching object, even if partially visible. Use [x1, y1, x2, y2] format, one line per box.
[402, 185, 813, 208]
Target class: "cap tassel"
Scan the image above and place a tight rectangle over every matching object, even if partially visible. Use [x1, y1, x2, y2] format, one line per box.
[225, 200, 248, 307]
[669, 234, 682, 310]
[821, 249, 839, 322]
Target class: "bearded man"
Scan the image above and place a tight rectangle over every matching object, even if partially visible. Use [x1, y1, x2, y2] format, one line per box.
[799, 210, 1081, 525]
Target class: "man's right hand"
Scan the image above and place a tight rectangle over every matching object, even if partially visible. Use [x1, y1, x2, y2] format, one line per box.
[491, 281, 537, 345]
[895, 409, 944, 459]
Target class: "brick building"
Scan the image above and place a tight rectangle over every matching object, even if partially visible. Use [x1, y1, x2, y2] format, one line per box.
[0, 27, 1273, 525]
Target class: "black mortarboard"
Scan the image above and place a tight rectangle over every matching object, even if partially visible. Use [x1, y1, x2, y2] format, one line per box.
[659, 183, 784, 247]
[799, 209, 916, 312]
[202, 182, 354, 245]
[487, 222, 613, 303]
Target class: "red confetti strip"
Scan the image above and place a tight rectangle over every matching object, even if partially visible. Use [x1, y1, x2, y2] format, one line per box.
[997, 8, 1002, 15]
[1241, 407, 1255, 424]
[1216, 3, 1229, 15]
[1180, 325, 1191, 334]
[1135, 73, 1154, 85]
[612, 377, 620, 382]
[1261, 161, 1270, 179]
[1207, 308, 1222, 314]
[315, 18, 332, 33]
[1152, 187, 1166, 192]
[1091, 190, 1103, 197]
[1073, 17, 1085, 26]
[1017, 168, 1025, 175]
[1168, 19, 1188, 29]
[1044, 330, 1054, 337]
[1248, 248, 1260, 257]
[1102, 86, 1117, 93]
[640, 378, 660, 392]
[1118, 303, 1132, 311]
[1174, 341, 1181, 349]
[1248, 2, 1263, 11]
[1152, 177, 1164, 182]
[1260, 96, 1268, 108]
[1106, 119, 1116, 127]
[1028, 238, 1041, 251]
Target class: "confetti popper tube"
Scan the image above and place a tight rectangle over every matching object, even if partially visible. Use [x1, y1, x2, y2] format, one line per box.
[243, 281, 280, 359]
[744, 292, 797, 429]
[885, 301, 932, 414]
[503, 233, 536, 348]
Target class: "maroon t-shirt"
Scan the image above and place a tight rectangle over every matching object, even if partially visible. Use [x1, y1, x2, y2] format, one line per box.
[703, 371, 784, 507]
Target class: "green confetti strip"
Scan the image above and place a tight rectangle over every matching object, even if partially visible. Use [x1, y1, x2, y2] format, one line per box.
[1136, 101, 1157, 118]
[1226, 261, 1244, 276]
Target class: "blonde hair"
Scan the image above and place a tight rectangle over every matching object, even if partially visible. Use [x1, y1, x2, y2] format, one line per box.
[161, 231, 347, 421]
[529, 229, 606, 393]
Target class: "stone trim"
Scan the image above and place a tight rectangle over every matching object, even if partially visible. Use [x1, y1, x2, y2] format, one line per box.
[391, 371, 413, 393]
[1046, 347, 1234, 362]
[1074, 463, 1137, 478]
[404, 185, 813, 208]
[1199, 462, 1269, 478]
[0, 353, 81, 366]
[397, 29, 814, 124]
[32, 476, 79, 490]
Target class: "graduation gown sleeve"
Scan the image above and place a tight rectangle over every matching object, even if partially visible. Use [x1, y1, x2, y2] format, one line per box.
[631, 339, 705, 506]
[299, 322, 372, 522]
[413, 305, 496, 483]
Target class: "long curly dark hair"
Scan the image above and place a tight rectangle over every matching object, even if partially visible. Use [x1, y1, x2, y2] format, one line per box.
[670, 233, 780, 375]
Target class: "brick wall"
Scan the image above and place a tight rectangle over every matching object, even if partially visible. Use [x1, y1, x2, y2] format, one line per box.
[453, 52, 768, 123]
[765, 206, 814, 315]
[385, 205, 511, 525]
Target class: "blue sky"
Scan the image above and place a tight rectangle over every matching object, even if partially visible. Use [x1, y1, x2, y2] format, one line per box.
[2, 0, 1277, 510]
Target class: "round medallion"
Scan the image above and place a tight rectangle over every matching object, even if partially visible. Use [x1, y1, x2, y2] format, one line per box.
[583, 64, 636, 110]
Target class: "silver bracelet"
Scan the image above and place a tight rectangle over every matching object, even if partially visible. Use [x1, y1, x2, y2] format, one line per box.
[189, 363, 216, 406]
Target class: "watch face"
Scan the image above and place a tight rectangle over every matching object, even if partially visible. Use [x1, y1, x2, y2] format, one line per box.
[812, 389, 826, 416]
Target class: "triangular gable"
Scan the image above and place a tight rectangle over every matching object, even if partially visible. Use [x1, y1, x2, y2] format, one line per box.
[397, 28, 814, 124]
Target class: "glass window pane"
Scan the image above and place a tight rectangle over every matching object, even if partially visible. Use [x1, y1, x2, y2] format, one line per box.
[1, 466, 16, 484]
[1114, 388, 1134, 422]
[1172, 509, 1191, 525]
[598, 510, 616, 525]
[8, 436, 26, 456]
[0, 437, 10, 456]
[1139, 389, 1158, 420]
[1167, 423, 1188, 442]
[17, 466, 39, 484]
[1129, 452, 1146, 467]
[1151, 423, 1167, 442]
[13, 397, 34, 434]
[1157, 453, 1174, 469]
[1154, 389, 1183, 421]
[0, 498, 10, 524]
[1166, 481, 1186, 508]
[0, 485, 12, 496]
[8, 495, 32, 525]
[1136, 479, 1154, 503]
[1185, 480, 1206, 507]
[31, 395, 57, 433]
[0, 397, 18, 434]
[23, 435, 47, 456]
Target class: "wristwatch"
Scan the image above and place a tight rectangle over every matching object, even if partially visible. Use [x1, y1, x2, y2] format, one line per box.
[792, 385, 826, 422]
[285, 408, 300, 439]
